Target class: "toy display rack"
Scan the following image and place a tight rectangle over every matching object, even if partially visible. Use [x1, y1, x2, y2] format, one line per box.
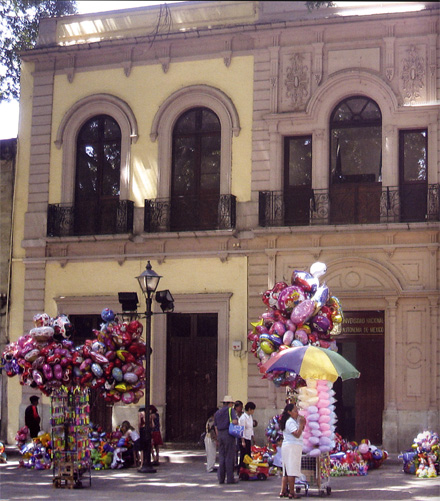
[299, 452, 332, 497]
[51, 388, 91, 489]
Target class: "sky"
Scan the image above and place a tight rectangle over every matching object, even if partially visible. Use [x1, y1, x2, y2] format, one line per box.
[0, 1, 180, 140]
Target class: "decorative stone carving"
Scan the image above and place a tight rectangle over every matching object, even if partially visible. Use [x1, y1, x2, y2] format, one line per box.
[65, 55, 76, 83]
[123, 47, 134, 77]
[281, 52, 310, 112]
[222, 39, 232, 67]
[399, 44, 426, 105]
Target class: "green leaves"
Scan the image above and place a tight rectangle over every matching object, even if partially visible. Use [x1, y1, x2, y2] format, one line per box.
[0, 0, 77, 101]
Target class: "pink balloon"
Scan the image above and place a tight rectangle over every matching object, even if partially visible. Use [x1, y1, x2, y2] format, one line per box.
[309, 448, 322, 457]
[317, 399, 330, 408]
[319, 408, 331, 415]
[319, 415, 331, 423]
[321, 430, 333, 437]
[320, 423, 331, 431]
[283, 330, 294, 346]
[290, 299, 316, 325]
[320, 436, 333, 446]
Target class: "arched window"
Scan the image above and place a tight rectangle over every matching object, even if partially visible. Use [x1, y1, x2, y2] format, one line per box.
[170, 107, 221, 231]
[329, 96, 382, 224]
[74, 115, 122, 234]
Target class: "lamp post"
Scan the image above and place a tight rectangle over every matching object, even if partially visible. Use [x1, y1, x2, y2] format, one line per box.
[136, 261, 162, 473]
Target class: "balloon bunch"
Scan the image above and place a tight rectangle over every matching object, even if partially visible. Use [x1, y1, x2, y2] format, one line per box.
[329, 450, 368, 476]
[247, 262, 344, 388]
[1, 309, 147, 405]
[297, 379, 337, 456]
[357, 439, 388, 470]
[265, 414, 283, 444]
[329, 435, 387, 475]
[15, 429, 52, 470]
[15, 426, 30, 449]
[400, 430, 439, 477]
[72, 308, 147, 405]
[1, 313, 76, 395]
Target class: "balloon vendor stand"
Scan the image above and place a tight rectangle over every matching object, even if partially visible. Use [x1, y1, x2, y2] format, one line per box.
[299, 452, 332, 497]
[50, 388, 91, 489]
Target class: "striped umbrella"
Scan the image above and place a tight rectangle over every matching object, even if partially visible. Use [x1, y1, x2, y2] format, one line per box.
[262, 345, 360, 382]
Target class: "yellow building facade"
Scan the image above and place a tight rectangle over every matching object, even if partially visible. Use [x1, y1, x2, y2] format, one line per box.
[4, 1, 440, 452]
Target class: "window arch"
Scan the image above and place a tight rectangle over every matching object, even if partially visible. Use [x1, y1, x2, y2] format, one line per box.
[55, 94, 138, 205]
[150, 85, 240, 199]
[329, 96, 382, 224]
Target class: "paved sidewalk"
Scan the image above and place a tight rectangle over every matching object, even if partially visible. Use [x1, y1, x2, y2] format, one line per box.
[1, 445, 439, 500]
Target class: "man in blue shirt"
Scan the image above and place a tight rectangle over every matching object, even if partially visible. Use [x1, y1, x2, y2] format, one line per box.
[214, 395, 238, 484]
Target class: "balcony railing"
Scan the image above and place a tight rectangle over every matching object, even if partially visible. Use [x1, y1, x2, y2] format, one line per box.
[259, 184, 439, 227]
[144, 194, 236, 232]
[47, 200, 134, 237]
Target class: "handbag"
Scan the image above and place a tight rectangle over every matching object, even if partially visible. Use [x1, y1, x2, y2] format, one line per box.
[228, 407, 244, 438]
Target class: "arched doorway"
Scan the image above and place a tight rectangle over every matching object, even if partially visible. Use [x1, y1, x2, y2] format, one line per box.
[333, 311, 384, 444]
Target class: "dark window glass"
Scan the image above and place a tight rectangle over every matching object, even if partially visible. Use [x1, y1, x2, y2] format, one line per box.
[399, 129, 428, 222]
[284, 136, 312, 226]
[330, 96, 382, 184]
[400, 130, 427, 182]
[171, 108, 221, 231]
[75, 115, 121, 234]
[285, 136, 312, 186]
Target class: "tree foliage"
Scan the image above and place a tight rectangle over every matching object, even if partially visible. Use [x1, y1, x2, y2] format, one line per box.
[306, 1, 334, 11]
[0, 0, 77, 102]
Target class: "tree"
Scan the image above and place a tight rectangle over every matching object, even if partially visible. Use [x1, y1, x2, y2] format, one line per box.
[0, 0, 77, 102]
[306, 1, 334, 10]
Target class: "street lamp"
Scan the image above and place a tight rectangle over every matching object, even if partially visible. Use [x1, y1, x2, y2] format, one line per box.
[136, 261, 162, 473]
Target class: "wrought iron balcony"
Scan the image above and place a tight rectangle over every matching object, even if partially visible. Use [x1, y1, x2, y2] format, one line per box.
[144, 194, 236, 232]
[47, 200, 134, 237]
[259, 184, 439, 227]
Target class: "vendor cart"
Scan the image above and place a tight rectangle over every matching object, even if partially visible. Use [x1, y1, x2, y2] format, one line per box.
[51, 388, 91, 489]
[297, 452, 331, 497]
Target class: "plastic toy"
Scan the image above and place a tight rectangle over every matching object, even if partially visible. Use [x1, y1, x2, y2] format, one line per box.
[239, 464, 269, 481]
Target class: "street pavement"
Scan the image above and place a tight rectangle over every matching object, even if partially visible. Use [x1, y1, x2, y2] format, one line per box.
[1, 444, 439, 500]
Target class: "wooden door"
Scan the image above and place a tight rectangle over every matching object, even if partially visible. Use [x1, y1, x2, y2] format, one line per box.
[334, 311, 384, 444]
[166, 313, 218, 442]
[330, 183, 381, 224]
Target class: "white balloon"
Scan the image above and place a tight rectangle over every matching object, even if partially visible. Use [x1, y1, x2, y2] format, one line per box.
[310, 262, 327, 279]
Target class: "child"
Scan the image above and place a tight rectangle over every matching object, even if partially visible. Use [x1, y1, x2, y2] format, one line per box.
[273, 437, 283, 473]
[120, 420, 142, 467]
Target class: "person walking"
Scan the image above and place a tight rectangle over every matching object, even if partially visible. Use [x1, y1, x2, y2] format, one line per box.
[204, 408, 218, 473]
[150, 405, 163, 466]
[24, 395, 41, 439]
[279, 403, 306, 499]
[214, 395, 238, 484]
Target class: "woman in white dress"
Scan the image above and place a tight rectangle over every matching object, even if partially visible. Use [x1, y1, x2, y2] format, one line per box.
[279, 403, 306, 499]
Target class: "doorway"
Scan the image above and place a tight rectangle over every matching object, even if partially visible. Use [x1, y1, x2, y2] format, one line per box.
[69, 314, 113, 433]
[166, 312, 218, 442]
[333, 311, 384, 444]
